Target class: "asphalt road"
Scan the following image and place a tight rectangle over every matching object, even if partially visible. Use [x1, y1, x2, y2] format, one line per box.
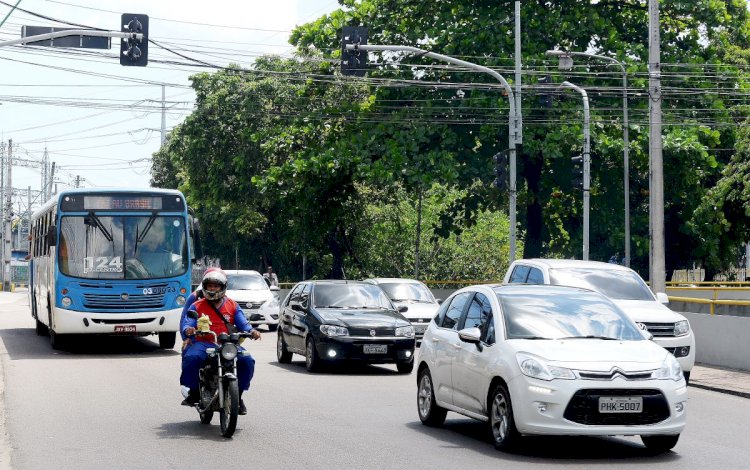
[1, 292, 749, 470]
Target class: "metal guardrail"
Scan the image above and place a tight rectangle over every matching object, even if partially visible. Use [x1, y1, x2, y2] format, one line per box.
[668, 296, 750, 315]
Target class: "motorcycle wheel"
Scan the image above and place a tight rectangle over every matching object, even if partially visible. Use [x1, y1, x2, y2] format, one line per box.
[219, 380, 239, 438]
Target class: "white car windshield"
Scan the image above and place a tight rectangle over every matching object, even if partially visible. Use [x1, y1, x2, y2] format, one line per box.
[548, 268, 655, 301]
[378, 282, 434, 303]
[496, 289, 644, 340]
[227, 274, 268, 291]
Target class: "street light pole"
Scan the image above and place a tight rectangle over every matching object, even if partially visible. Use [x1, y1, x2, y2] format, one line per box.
[559, 81, 590, 260]
[345, 43, 522, 261]
[546, 50, 629, 266]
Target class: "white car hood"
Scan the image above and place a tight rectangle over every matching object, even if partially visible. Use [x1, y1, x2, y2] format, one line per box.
[226, 289, 272, 303]
[612, 299, 686, 323]
[513, 339, 668, 371]
[395, 302, 439, 320]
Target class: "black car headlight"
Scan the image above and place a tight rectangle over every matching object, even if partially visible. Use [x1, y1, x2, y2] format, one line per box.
[221, 343, 238, 361]
[320, 325, 349, 337]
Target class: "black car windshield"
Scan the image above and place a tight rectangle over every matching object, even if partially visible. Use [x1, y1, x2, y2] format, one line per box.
[495, 289, 644, 341]
[378, 282, 435, 303]
[227, 274, 268, 291]
[548, 268, 655, 301]
[59, 215, 188, 279]
[313, 284, 394, 309]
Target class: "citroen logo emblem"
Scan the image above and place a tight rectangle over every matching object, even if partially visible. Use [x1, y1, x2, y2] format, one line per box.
[370, 330, 376, 336]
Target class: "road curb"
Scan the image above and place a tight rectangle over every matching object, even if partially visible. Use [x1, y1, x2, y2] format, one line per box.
[689, 382, 750, 400]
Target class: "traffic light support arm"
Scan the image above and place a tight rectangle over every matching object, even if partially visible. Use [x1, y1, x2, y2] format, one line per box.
[345, 42, 521, 263]
[0, 30, 143, 48]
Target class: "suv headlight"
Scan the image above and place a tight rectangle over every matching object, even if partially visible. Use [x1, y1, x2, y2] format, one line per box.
[653, 354, 683, 381]
[320, 325, 348, 337]
[674, 320, 690, 337]
[395, 326, 415, 338]
[516, 352, 575, 381]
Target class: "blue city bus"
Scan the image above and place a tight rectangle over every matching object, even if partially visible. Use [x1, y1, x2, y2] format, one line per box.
[28, 188, 202, 350]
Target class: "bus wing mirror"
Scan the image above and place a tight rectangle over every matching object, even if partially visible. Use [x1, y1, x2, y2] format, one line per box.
[47, 224, 57, 247]
[190, 217, 203, 260]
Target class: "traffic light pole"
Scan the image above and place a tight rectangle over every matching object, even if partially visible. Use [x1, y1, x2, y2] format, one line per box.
[0, 29, 143, 49]
[344, 43, 522, 262]
[559, 81, 590, 261]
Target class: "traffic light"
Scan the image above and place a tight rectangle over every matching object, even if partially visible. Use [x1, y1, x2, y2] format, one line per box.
[120, 14, 148, 66]
[493, 152, 509, 191]
[341, 26, 368, 76]
[571, 155, 584, 189]
[538, 74, 552, 108]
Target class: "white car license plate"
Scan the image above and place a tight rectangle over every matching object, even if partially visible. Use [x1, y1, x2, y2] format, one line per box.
[114, 325, 136, 334]
[599, 396, 643, 413]
[363, 344, 387, 354]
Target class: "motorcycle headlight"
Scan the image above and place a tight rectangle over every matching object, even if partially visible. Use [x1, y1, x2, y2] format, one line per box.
[395, 326, 415, 338]
[221, 343, 238, 361]
[516, 352, 575, 381]
[674, 320, 690, 337]
[653, 354, 683, 381]
[320, 325, 349, 337]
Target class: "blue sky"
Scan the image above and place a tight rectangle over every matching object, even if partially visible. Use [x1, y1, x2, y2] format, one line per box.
[0, 0, 340, 212]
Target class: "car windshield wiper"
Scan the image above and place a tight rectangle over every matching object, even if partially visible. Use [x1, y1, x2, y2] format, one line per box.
[510, 336, 550, 340]
[556, 335, 620, 341]
[134, 212, 158, 255]
[360, 305, 388, 309]
[316, 305, 343, 309]
[85, 212, 113, 242]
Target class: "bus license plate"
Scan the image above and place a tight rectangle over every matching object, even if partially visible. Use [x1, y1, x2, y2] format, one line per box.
[599, 397, 643, 413]
[363, 344, 387, 354]
[114, 325, 137, 334]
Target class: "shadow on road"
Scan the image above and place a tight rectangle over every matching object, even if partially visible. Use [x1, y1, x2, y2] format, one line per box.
[269, 359, 403, 376]
[405, 420, 682, 463]
[154, 420, 245, 442]
[0, 327, 180, 360]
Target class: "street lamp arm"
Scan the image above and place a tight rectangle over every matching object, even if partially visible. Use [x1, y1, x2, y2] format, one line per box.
[347, 43, 517, 141]
[546, 49, 625, 74]
[0, 30, 143, 48]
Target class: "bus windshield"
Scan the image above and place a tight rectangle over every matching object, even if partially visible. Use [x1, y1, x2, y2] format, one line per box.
[59, 214, 188, 279]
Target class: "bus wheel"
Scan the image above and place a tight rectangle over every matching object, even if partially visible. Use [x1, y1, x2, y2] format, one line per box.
[158, 332, 176, 349]
[35, 318, 48, 336]
[49, 329, 65, 350]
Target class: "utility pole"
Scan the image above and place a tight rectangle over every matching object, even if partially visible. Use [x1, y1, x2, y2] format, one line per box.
[161, 84, 166, 146]
[4, 139, 12, 291]
[649, 0, 666, 292]
[48, 162, 56, 199]
[511, 0, 522, 262]
[75, 175, 81, 188]
[26, 186, 31, 254]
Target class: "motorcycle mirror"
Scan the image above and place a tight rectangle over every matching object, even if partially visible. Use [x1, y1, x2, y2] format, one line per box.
[186, 310, 199, 320]
[218, 332, 230, 343]
[229, 332, 240, 342]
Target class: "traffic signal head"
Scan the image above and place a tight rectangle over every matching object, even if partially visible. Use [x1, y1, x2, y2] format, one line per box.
[538, 74, 552, 108]
[571, 155, 584, 189]
[341, 26, 368, 76]
[493, 152, 509, 191]
[120, 14, 149, 66]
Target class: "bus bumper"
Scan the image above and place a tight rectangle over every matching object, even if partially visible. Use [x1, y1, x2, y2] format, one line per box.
[51, 306, 182, 335]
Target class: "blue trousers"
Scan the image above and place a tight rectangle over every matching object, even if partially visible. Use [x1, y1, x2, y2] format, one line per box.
[180, 341, 255, 391]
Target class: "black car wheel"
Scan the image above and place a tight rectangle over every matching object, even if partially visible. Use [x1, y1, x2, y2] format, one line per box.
[305, 337, 321, 372]
[397, 360, 414, 374]
[641, 434, 680, 453]
[489, 383, 520, 451]
[277, 331, 293, 363]
[417, 368, 446, 426]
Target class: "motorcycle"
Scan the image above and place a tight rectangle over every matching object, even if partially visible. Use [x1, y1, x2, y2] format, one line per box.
[186, 310, 254, 438]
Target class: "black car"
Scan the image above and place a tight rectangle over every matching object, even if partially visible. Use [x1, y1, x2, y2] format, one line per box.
[276, 280, 416, 373]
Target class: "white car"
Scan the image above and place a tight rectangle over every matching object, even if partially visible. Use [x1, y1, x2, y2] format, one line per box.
[364, 278, 440, 339]
[417, 284, 687, 453]
[503, 259, 695, 382]
[225, 270, 280, 331]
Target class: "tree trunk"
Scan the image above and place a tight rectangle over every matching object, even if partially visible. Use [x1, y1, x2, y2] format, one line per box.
[328, 228, 345, 279]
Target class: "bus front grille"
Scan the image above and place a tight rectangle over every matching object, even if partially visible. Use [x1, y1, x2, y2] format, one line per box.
[83, 293, 166, 310]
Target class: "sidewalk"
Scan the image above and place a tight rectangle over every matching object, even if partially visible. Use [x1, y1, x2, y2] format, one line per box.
[690, 363, 750, 398]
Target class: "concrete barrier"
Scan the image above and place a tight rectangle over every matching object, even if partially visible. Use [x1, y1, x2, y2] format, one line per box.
[682, 312, 750, 371]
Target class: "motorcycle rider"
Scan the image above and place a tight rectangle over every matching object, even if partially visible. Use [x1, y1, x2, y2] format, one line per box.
[179, 267, 220, 350]
[180, 269, 261, 415]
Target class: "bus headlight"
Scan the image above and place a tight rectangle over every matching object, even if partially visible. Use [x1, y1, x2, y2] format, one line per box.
[176, 296, 186, 307]
[61, 297, 72, 308]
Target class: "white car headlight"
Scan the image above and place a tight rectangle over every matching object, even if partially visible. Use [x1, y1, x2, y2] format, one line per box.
[674, 320, 690, 337]
[652, 354, 683, 381]
[516, 353, 575, 381]
[395, 326, 415, 338]
[320, 325, 349, 337]
[266, 296, 280, 308]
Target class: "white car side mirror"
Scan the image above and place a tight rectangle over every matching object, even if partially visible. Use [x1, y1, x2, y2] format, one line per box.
[655, 292, 669, 305]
